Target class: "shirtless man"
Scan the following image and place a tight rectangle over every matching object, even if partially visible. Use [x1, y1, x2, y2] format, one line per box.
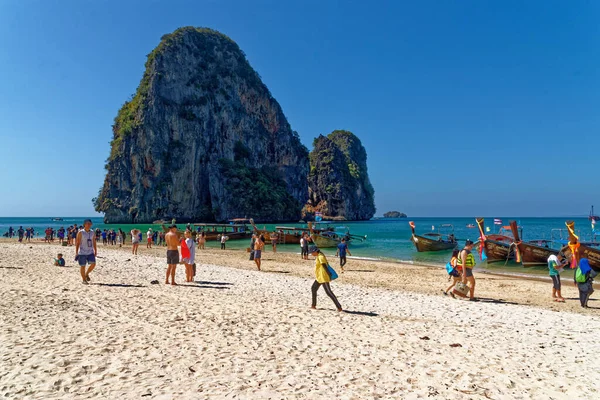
[165, 225, 180, 285]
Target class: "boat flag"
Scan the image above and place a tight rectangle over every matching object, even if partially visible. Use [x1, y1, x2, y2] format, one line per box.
[493, 219, 502, 225]
[409, 221, 416, 229]
[565, 221, 580, 269]
[315, 211, 323, 222]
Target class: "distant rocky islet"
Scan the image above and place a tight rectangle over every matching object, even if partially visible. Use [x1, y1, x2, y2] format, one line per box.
[95, 27, 376, 223]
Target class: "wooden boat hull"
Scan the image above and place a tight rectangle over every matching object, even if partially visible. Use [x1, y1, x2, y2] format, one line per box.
[162, 225, 250, 241]
[483, 239, 513, 263]
[517, 242, 558, 267]
[312, 234, 340, 248]
[411, 234, 456, 252]
[561, 244, 600, 272]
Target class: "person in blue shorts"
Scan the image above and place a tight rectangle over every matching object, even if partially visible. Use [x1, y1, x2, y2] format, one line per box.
[76, 219, 97, 284]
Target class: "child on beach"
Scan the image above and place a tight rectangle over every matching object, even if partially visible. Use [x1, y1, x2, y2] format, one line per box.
[54, 253, 65, 267]
[547, 254, 566, 302]
[443, 249, 461, 296]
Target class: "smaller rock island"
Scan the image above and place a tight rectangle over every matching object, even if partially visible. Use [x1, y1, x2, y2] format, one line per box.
[383, 211, 407, 218]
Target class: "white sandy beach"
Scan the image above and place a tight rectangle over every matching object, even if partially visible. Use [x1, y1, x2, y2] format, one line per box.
[1, 241, 600, 399]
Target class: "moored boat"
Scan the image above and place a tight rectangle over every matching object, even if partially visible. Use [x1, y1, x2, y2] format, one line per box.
[476, 218, 516, 263]
[273, 227, 309, 245]
[561, 221, 600, 272]
[409, 221, 457, 252]
[310, 223, 366, 248]
[509, 220, 558, 267]
[162, 222, 252, 241]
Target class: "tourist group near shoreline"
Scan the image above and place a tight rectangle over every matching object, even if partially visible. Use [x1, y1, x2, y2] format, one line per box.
[4, 218, 598, 311]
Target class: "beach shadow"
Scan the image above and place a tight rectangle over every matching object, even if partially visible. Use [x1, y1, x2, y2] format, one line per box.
[343, 310, 379, 317]
[475, 298, 520, 305]
[269, 270, 290, 274]
[91, 283, 146, 288]
[565, 297, 598, 301]
[180, 284, 230, 290]
[193, 281, 233, 286]
[0, 266, 24, 270]
[347, 270, 375, 273]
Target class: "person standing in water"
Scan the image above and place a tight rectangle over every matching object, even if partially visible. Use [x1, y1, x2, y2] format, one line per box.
[310, 246, 342, 312]
[75, 219, 97, 284]
[165, 225, 179, 285]
[459, 240, 477, 301]
[182, 230, 196, 283]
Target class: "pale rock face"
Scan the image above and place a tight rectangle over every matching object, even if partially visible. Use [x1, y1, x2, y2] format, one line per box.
[96, 27, 308, 223]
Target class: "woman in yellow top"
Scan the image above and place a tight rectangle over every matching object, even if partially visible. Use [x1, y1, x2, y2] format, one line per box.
[459, 240, 477, 301]
[310, 246, 342, 312]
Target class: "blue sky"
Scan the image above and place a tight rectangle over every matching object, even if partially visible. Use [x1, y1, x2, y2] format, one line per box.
[0, 0, 598, 217]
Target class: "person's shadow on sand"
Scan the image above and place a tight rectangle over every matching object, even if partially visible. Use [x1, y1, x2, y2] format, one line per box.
[342, 310, 378, 317]
[91, 283, 146, 288]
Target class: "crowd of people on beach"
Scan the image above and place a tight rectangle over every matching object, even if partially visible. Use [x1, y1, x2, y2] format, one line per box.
[440, 240, 598, 308]
[7, 219, 597, 312]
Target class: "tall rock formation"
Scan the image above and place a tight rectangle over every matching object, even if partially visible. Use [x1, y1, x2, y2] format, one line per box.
[305, 130, 375, 220]
[94, 27, 309, 223]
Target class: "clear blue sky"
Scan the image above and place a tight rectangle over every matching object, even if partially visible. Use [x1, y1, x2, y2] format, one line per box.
[0, 0, 598, 217]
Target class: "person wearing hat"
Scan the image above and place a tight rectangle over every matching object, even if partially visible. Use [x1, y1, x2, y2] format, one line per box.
[459, 240, 477, 301]
[309, 246, 342, 312]
[146, 228, 153, 249]
[165, 225, 180, 285]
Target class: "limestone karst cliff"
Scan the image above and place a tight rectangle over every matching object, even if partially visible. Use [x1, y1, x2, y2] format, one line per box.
[304, 130, 376, 221]
[94, 27, 309, 223]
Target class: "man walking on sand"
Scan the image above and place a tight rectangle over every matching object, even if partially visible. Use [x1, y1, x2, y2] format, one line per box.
[165, 225, 179, 285]
[76, 219, 97, 285]
[336, 238, 351, 272]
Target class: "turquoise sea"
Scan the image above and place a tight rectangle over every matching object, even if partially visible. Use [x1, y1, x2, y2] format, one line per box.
[1, 216, 596, 275]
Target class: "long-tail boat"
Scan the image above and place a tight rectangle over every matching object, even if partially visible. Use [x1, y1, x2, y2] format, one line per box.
[509, 220, 558, 267]
[561, 221, 600, 272]
[409, 221, 457, 252]
[310, 223, 366, 248]
[475, 217, 517, 263]
[162, 222, 252, 241]
[273, 227, 309, 245]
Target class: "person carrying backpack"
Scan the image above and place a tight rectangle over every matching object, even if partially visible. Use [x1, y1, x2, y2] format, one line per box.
[443, 249, 462, 297]
[309, 246, 342, 312]
[574, 258, 593, 308]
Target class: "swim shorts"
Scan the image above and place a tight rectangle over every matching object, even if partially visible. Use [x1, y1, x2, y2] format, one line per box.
[77, 254, 96, 266]
[465, 268, 473, 278]
[551, 274, 561, 290]
[167, 250, 179, 264]
[254, 250, 262, 259]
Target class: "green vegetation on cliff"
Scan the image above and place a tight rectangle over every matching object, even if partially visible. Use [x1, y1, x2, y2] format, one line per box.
[306, 130, 375, 220]
[218, 142, 301, 221]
